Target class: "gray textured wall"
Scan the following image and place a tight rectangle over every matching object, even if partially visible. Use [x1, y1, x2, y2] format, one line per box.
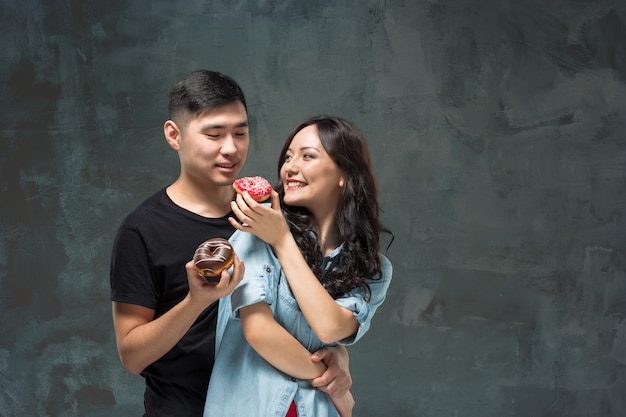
[1, 0, 625, 416]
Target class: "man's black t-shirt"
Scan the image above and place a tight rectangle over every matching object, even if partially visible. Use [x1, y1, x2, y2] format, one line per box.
[110, 188, 236, 416]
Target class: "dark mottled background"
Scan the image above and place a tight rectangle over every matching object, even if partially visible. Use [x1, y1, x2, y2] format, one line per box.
[1, 0, 625, 416]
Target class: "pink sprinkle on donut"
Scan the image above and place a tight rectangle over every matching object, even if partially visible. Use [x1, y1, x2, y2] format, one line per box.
[233, 176, 273, 202]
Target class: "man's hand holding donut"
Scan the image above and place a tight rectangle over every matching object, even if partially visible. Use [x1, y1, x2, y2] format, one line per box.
[184, 254, 244, 309]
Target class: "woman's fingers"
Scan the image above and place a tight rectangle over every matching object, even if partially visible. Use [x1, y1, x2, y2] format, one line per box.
[228, 216, 247, 231]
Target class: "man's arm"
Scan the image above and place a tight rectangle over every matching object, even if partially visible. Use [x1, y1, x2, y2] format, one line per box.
[311, 345, 354, 416]
[112, 259, 243, 374]
[310, 345, 352, 397]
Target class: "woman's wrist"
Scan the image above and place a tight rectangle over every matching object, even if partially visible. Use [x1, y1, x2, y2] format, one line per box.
[271, 230, 298, 259]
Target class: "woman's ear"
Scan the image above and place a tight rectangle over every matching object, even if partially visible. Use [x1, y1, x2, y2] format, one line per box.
[164, 120, 182, 150]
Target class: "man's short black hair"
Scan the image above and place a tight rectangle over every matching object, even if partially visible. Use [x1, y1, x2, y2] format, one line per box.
[168, 70, 247, 124]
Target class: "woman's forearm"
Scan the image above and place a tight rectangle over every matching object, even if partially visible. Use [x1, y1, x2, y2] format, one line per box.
[240, 302, 327, 379]
[272, 234, 358, 343]
[230, 193, 358, 343]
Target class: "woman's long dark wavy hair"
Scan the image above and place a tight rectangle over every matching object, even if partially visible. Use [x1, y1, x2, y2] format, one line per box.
[275, 116, 393, 300]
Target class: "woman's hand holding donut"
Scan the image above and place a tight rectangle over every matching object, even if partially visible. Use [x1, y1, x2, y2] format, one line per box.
[229, 190, 290, 247]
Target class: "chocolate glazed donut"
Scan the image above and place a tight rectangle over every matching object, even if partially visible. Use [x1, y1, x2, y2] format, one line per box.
[193, 238, 234, 283]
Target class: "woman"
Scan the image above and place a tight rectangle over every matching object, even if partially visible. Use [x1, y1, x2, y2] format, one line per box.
[204, 116, 393, 417]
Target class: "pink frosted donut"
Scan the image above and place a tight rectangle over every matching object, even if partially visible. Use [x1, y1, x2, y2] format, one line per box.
[233, 176, 272, 202]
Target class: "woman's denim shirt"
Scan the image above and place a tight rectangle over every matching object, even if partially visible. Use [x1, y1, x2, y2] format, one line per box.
[204, 230, 392, 417]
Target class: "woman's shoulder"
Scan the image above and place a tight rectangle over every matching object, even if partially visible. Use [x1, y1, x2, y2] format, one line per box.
[229, 229, 263, 243]
[378, 252, 393, 281]
[379, 252, 392, 268]
[229, 231, 277, 260]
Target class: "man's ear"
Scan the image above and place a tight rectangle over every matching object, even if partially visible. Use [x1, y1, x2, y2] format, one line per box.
[164, 120, 182, 150]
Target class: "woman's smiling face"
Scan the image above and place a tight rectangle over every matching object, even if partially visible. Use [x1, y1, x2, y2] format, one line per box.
[280, 124, 344, 215]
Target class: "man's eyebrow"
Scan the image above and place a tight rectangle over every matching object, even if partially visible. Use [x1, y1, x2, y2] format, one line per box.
[200, 121, 249, 130]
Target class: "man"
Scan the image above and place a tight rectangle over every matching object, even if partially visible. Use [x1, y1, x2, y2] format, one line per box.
[110, 70, 352, 416]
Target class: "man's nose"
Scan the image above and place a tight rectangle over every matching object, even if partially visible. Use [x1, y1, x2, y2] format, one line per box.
[221, 135, 237, 154]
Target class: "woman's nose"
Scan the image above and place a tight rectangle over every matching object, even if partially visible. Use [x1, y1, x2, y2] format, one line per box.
[283, 159, 299, 174]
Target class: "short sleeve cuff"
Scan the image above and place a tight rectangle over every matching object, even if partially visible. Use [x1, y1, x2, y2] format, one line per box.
[335, 295, 372, 345]
[230, 275, 272, 316]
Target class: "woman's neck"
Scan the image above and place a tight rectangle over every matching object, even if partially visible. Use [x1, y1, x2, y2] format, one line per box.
[315, 216, 341, 256]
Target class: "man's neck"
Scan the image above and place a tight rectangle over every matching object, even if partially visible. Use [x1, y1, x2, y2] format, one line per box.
[166, 178, 235, 218]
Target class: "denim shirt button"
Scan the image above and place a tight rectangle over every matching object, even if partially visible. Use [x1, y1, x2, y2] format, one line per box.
[266, 267, 271, 273]
[290, 377, 297, 382]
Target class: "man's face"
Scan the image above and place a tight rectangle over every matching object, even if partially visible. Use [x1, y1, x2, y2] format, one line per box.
[177, 101, 250, 188]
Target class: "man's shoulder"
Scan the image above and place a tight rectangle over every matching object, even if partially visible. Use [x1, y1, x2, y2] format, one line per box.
[118, 187, 236, 239]
[118, 188, 168, 229]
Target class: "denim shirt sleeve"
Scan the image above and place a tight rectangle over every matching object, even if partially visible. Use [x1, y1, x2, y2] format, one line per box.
[335, 254, 393, 346]
[228, 230, 277, 317]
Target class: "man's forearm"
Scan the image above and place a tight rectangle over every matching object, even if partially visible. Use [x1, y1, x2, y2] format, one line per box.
[114, 295, 208, 374]
[310, 345, 352, 398]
